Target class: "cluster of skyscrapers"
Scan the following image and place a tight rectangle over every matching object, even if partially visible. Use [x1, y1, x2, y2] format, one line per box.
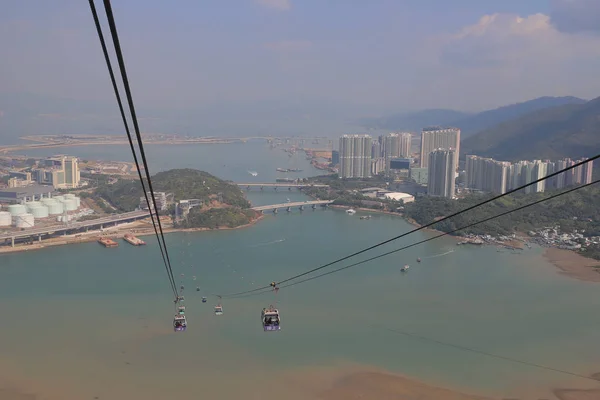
[465, 156, 594, 194]
[337, 126, 592, 200]
[338, 132, 412, 179]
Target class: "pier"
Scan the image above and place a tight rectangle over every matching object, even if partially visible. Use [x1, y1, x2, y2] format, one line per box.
[251, 200, 333, 212]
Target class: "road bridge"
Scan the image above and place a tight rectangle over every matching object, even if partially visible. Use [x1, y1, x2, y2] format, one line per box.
[236, 183, 329, 189]
[251, 200, 333, 212]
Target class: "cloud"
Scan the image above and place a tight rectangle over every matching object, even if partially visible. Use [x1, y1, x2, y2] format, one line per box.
[264, 40, 312, 51]
[550, 0, 600, 34]
[255, 0, 291, 11]
[433, 13, 600, 68]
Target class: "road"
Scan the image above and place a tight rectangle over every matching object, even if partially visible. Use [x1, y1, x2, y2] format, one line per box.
[251, 200, 333, 211]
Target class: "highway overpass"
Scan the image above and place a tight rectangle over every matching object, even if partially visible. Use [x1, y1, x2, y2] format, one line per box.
[251, 200, 333, 212]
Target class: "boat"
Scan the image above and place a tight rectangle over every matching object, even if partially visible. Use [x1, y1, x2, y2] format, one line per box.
[98, 237, 118, 248]
[287, 168, 302, 172]
[346, 209, 356, 215]
[276, 168, 288, 172]
[123, 233, 145, 246]
[401, 265, 410, 272]
[416, 257, 421, 263]
[276, 178, 295, 183]
[261, 306, 281, 331]
[247, 170, 258, 176]
[360, 215, 371, 220]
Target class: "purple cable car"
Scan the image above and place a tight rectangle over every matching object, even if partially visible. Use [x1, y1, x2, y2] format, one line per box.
[261, 306, 281, 332]
[174, 315, 187, 332]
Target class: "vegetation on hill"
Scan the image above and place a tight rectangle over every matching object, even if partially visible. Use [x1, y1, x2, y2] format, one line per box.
[87, 169, 256, 229]
[403, 185, 600, 258]
[461, 96, 600, 161]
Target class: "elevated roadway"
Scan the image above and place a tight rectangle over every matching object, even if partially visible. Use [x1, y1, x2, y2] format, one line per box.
[251, 200, 333, 212]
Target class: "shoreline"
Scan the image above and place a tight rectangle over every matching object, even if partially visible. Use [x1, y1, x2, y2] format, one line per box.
[0, 213, 265, 255]
[331, 204, 600, 283]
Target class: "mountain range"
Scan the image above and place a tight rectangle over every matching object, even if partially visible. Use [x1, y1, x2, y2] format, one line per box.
[462, 96, 600, 161]
[359, 96, 587, 138]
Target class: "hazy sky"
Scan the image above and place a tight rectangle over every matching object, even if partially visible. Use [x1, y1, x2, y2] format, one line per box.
[1, 0, 600, 115]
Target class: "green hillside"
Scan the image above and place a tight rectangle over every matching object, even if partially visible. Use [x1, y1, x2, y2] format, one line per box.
[461, 96, 600, 161]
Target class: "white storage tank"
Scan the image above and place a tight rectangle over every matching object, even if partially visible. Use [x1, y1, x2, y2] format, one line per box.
[73, 196, 81, 208]
[8, 204, 27, 216]
[41, 198, 56, 205]
[0, 211, 11, 226]
[63, 199, 77, 211]
[64, 193, 75, 199]
[31, 205, 49, 219]
[14, 213, 35, 228]
[26, 202, 42, 212]
[53, 195, 65, 202]
[48, 202, 64, 215]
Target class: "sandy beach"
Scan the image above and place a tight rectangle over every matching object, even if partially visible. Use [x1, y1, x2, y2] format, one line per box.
[543, 247, 600, 283]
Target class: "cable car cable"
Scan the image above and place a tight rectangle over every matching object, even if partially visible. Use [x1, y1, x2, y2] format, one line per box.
[88, 0, 178, 299]
[229, 179, 599, 298]
[219, 157, 597, 298]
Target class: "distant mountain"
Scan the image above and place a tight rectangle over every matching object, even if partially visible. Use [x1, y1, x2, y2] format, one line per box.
[461, 96, 600, 161]
[455, 96, 587, 138]
[358, 109, 471, 132]
[359, 96, 587, 136]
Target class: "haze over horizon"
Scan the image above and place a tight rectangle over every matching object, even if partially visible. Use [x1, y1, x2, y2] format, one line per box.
[1, 0, 600, 139]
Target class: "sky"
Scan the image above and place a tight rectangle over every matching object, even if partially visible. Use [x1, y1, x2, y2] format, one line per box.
[1, 0, 600, 137]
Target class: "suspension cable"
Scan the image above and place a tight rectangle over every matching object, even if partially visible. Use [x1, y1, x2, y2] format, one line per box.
[219, 157, 597, 298]
[88, 0, 178, 299]
[229, 179, 599, 298]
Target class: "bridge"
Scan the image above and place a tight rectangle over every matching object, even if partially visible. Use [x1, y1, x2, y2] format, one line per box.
[236, 183, 329, 189]
[0, 210, 152, 245]
[251, 200, 333, 212]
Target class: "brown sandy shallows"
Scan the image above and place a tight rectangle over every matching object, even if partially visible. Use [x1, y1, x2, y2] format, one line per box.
[543, 247, 600, 283]
[318, 371, 494, 400]
[553, 388, 600, 400]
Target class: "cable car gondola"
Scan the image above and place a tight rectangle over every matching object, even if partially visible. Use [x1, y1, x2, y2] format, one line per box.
[261, 306, 281, 331]
[196, 287, 200, 292]
[177, 305, 186, 315]
[202, 296, 207, 303]
[173, 315, 187, 332]
[214, 304, 223, 316]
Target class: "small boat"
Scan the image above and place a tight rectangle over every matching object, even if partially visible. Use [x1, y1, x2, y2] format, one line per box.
[214, 305, 223, 316]
[346, 209, 356, 215]
[360, 215, 371, 220]
[401, 265, 410, 272]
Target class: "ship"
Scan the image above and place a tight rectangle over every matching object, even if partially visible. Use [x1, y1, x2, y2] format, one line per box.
[287, 168, 303, 172]
[247, 170, 258, 177]
[123, 233, 146, 246]
[98, 237, 118, 248]
[276, 178, 295, 183]
[276, 168, 288, 172]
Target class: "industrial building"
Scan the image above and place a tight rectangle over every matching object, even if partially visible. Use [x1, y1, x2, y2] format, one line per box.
[31, 155, 81, 189]
[0, 193, 84, 229]
[0, 185, 55, 203]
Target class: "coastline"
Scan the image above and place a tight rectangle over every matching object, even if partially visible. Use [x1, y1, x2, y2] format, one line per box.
[0, 213, 265, 255]
[543, 247, 600, 283]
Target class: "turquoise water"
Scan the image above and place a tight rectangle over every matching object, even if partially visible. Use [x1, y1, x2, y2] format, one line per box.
[1, 144, 600, 398]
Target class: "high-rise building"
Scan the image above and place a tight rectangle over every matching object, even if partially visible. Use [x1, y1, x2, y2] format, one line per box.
[339, 134, 372, 178]
[420, 127, 460, 169]
[32, 155, 80, 189]
[427, 149, 456, 198]
[331, 150, 340, 166]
